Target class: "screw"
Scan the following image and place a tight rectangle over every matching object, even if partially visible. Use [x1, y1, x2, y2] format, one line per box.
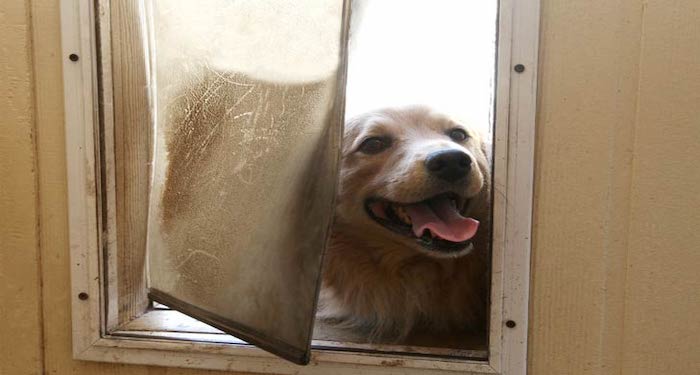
[69, 54, 79, 62]
[514, 64, 525, 73]
[505, 320, 517, 328]
[78, 292, 89, 300]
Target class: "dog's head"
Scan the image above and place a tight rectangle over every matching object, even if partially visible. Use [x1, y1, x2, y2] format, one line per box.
[334, 106, 491, 258]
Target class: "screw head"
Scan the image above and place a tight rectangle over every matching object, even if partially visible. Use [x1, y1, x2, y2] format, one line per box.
[78, 292, 89, 300]
[514, 64, 525, 73]
[69, 54, 79, 62]
[505, 320, 517, 328]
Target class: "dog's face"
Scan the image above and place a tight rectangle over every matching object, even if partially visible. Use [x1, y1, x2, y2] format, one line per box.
[335, 106, 490, 258]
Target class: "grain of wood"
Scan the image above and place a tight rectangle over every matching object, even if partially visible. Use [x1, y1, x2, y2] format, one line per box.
[17, 0, 700, 374]
[111, 0, 152, 324]
[0, 1, 43, 374]
[531, 1, 643, 374]
[622, 1, 700, 373]
[32, 0, 72, 372]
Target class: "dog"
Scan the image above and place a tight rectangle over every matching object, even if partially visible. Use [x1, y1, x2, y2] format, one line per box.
[318, 105, 492, 341]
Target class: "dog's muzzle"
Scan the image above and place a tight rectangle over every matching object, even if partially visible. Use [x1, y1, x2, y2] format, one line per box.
[425, 150, 472, 182]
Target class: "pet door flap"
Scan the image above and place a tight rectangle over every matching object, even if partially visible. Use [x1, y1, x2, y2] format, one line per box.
[146, 0, 350, 365]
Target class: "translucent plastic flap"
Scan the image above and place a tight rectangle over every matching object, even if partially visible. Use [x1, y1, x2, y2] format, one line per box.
[146, 0, 350, 364]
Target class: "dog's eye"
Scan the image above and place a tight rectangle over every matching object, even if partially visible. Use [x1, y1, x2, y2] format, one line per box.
[447, 128, 469, 142]
[358, 137, 390, 154]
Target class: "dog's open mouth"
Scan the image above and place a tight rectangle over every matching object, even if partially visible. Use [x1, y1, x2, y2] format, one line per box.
[364, 193, 479, 253]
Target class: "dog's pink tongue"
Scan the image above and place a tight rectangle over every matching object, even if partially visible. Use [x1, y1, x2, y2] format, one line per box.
[405, 197, 479, 242]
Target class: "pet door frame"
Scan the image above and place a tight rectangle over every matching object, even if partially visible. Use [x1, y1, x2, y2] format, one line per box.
[62, 0, 539, 373]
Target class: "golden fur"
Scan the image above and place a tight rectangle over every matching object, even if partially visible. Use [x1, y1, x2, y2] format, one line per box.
[318, 105, 492, 340]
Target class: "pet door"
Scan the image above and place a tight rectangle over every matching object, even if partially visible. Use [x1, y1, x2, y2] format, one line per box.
[146, 0, 351, 364]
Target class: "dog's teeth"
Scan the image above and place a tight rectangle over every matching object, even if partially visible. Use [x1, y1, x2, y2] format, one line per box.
[430, 230, 445, 240]
[394, 206, 412, 224]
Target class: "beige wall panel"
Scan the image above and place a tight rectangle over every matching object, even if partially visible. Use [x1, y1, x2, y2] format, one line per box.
[530, 1, 643, 374]
[622, 1, 700, 373]
[0, 0, 44, 374]
[2, 0, 694, 374]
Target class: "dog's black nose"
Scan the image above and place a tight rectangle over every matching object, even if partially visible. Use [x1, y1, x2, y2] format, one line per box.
[425, 150, 472, 182]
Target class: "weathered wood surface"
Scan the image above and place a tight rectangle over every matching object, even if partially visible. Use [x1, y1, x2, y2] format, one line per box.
[3, 0, 698, 374]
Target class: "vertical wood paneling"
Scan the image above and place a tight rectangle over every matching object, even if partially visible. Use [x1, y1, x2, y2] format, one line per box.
[15, 0, 700, 374]
[622, 1, 700, 373]
[531, 1, 644, 374]
[30, 0, 71, 373]
[111, 0, 151, 324]
[0, 1, 43, 374]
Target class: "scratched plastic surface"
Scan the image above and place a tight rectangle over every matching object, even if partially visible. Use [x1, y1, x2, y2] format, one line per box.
[146, 0, 348, 363]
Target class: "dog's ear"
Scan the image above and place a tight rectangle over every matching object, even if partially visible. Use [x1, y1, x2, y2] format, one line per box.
[342, 114, 367, 155]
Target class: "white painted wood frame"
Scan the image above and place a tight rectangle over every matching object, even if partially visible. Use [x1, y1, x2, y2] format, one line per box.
[62, 0, 539, 373]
